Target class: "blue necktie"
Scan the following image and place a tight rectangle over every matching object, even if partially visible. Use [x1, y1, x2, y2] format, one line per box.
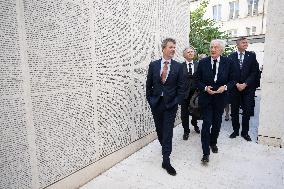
[239, 53, 243, 69]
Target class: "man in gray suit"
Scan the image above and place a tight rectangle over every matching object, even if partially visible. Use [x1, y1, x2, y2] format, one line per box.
[181, 47, 200, 140]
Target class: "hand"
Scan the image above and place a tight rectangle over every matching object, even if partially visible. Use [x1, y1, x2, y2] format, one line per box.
[206, 86, 216, 95]
[236, 83, 247, 91]
[216, 85, 226, 94]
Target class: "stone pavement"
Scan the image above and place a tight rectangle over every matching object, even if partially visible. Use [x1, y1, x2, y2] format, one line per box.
[81, 91, 284, 189]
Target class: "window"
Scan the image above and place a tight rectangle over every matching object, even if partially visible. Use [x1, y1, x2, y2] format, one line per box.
[227, 29, 238, 37]
[247, 0, 259, 16]
[246, 26, 256, 36]
[229, 1, 239, 19]
[246, 27, 251, 36]
[252, 26, 256, 35]
[213, 4, 222, 21]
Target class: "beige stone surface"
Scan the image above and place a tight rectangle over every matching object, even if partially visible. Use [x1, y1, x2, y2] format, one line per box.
[258, 0, 284, 147]
[82, 125, 284, 189]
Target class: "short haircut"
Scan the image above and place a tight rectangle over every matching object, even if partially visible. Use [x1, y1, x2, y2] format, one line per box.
[210, 39, 226, 52]
[183, 46, 195, 57]
[161, 38, 176, 50]
[183, 46, 195, 53]
[236, 36, 247, 45]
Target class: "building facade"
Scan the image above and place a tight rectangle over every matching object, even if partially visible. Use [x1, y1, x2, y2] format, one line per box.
[190, 0, 268, 66]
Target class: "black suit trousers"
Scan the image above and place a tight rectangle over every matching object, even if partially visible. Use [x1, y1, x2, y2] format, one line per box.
[151, 97, 178, 164]
[230, 88, 254, 134]
[201, 96, 224, 155]
[181, 90, 198, 133]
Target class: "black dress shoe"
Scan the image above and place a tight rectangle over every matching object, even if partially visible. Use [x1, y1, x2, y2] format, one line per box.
[194, 126, 200, 134]
[162, 163, 177, 176]
[210, 145, 218, 153]
[201, 155, 209, 163]
[241, 133, 252, 141]
[183, 132, 189, 140]
[229, 132, 239, 138]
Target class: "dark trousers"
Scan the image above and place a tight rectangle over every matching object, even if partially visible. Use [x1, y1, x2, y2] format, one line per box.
[151, 97, 178, 164]
[201, 98, 224, 155]
[181, 93, 198, 133]
[231, 89, 254, 135]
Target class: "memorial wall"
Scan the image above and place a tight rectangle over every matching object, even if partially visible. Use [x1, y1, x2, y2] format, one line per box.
[0, 0, 190, 188]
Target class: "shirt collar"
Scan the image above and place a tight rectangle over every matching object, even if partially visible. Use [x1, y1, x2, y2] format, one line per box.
[162, 58, 171, 64]
[211, 56, 220, 62]
[186, 60, 194, 65]
[237, 50, 246, 55]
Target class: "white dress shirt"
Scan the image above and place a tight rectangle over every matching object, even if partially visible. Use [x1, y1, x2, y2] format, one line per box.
[211, 56, 220, 82]
[160, 58, 171, 80]
[205, 56, 227, 92]
[186, 60, 194, 73]
[160, 58, 171, 96]
[237, 50, 246, 62]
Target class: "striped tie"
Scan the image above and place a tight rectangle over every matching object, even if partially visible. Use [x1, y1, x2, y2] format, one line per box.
[239, 53, 243, 69]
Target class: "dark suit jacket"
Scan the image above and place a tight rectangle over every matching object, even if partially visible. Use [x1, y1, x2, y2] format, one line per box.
[181, 61, 198, 99]
[195, 56, 236, 108]
[228, 51, 258, 90]
[146, 59, 184, 109]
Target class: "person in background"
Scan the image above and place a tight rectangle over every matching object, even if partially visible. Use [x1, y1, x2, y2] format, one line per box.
[181, 46, 200, 141]
[198, 53, 207, 60]
[228, 37, 258, 141]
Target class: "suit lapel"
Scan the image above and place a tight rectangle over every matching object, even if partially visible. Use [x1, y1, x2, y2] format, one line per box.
[207, 57, 214, 81]
[182, 61, 187, 73]
[182, 62, 189, 77]
[232, 52, 242, 77]
[242, 51, 250, 71]
[193, 61, 198, 73]
[217, 57, 225, 80]
[154, 59, 163, 84]
[243, 51, 249, 62]
[165, 60, 174, 83]
[234, 52, 238, 61]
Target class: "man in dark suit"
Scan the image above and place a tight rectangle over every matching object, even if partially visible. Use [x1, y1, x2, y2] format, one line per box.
[181, 47, 200, 141]
[228, 37, 258, 141]
[146, 38, 184, 176]
[195, 39, 235, 163]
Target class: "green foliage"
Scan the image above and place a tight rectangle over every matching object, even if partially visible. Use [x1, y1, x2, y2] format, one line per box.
[189, 0, 234, 57]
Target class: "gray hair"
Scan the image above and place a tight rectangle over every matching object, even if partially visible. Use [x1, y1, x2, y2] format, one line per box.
[183, 46, 196, 53]
[183, 46, 196, 57]
[236, 36, 247, 45]
[210, 39, 226, 52]
[161, 38, 176, 50]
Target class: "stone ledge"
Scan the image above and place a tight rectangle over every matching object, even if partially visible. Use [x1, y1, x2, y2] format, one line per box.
[258, 135, 282, 148]
[46, 132, 157, 189]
